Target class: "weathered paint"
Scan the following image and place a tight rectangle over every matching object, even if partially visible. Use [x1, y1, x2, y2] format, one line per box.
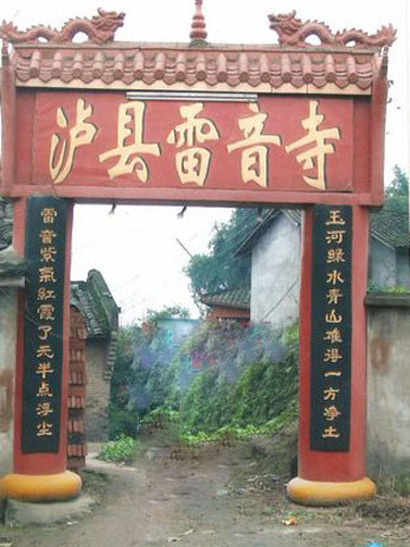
[0, 289, 17, 476]
[366, 296, 410, 474]
[12, 202, 73, 477]
[250, 212, 300, 327]
[8, 91, 380, 206]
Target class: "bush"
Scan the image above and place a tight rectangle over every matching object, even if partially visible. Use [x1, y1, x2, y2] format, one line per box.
[108, 404, 140, 440]
[141, 407, 180, 428]
[181, 367, 234, 433]
[98, 435, 138, 464]
[180, 321, 299, 434]
[109, 318, 299, 444]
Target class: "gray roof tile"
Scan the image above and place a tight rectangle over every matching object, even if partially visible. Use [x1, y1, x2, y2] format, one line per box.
[200, 287, 250, 310]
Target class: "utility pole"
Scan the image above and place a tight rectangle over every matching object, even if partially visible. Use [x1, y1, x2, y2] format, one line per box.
[176, 238, 193, 258]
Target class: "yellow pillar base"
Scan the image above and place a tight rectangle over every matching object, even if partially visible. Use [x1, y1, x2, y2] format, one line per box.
[287, 476, 376, 506]
[0, 471, 82, 502]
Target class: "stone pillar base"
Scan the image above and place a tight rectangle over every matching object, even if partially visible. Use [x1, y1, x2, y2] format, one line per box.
[0, 471, 82, 502]
[287, 476, 376, 506]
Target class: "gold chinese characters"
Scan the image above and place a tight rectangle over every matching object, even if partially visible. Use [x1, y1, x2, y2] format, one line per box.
[50, 99, 97, 184]
[319, 207, 350, 442]
[99, 102, 161, 182]
[34, 205, 59, 439]
[48, 98, 341, 190]
[167, 103, 220, 187]
[227, 103, 281, 188]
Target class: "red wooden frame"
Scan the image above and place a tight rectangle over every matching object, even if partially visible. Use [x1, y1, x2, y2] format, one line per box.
[1, 86, 386, 207]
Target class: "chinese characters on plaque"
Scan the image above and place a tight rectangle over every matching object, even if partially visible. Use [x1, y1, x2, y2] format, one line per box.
[310, 205, 352, 451]
[49, 98, 341, 191]
[21, 197, 67, 453]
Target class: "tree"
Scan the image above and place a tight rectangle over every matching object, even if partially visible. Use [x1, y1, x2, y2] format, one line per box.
[109, 324, 141, 438]
[184, 208, 262, 298]
[384, 165, 408, 213]
[145, 305, 190, 325]
[371, 166, 409, 236]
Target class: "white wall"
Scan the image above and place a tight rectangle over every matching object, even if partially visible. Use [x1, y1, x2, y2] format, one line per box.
[250, 213, 301, 328]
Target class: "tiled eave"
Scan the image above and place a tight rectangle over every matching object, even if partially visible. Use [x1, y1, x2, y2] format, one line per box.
[9, 42, 382, 95]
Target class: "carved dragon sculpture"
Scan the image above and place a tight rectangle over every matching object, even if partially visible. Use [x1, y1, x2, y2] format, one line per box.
[269, 11, 396, 49]
[0, 8, 125, 44]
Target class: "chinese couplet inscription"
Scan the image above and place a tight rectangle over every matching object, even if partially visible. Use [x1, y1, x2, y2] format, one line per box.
[310, 204, 352, 451]
[21, 196, 67, 453]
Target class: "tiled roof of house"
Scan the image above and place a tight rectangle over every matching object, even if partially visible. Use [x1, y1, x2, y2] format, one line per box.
[70, 269, 120, 338]
[235, 208, 302, 256]
[0, 9, 392, 94]
[200, 287, 250, 310]
[0, 248, 25, 280]
[371, 209, 410, 249]
[0, 199, 25, 281]
[236, 207, 410, 255]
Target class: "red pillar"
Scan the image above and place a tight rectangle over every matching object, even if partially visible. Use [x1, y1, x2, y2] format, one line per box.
[287, 204, 376, 505]
[0, 198, 81, 502]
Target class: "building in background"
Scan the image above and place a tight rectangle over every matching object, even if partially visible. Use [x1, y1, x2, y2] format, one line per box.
[235, 209, 410, 329]
[200, 288, 250, 325]
[0, 199, 24, 480]
[71, 270, 120, 442]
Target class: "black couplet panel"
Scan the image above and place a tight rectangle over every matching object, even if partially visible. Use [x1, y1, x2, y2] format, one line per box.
[21, 197, 67, 453]
[310, 205, 352, 452]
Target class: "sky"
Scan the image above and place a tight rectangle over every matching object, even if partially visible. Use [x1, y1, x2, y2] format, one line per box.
[1, 0, 409, 323]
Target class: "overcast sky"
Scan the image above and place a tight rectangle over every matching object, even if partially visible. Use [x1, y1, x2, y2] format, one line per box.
[2, 0, 409, 323]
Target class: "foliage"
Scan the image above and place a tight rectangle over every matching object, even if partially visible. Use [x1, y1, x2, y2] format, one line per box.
[109, 315, 199, 438]
[384, 165, 409, 211]
[180, 400, 298, 446]
[371, 165, 408, 237]
[108, 403, 140, 440]
[109, 317, 299, 444]
[140, 407, 180, 428]
[179, 321, 299, 435]
[145, 305, 190, 325]
[184, 208, 264, 299]
[374, 472, 410, 497]
[367, 283, 410, 294]
[97, 435, 138, 464]
[108, 325, 141, 439]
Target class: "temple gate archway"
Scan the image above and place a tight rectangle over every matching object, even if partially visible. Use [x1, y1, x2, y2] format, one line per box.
[0, 2, 395, 505]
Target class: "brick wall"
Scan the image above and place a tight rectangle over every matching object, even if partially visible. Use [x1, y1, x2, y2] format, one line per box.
[68, 307, 87, 472]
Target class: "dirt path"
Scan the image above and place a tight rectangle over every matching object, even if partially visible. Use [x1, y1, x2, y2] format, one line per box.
[3, 430, 410, 547]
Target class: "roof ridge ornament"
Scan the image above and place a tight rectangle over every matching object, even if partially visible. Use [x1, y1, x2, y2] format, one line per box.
[189, 0, 208, 47]
[0, 8, 125, 45]
[268, 10, 396, 49]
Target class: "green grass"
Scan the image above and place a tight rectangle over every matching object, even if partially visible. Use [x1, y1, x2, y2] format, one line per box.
[97, 435, 139, 464]
[179, 401, 298, 447]
[376, 472, 410, 496]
